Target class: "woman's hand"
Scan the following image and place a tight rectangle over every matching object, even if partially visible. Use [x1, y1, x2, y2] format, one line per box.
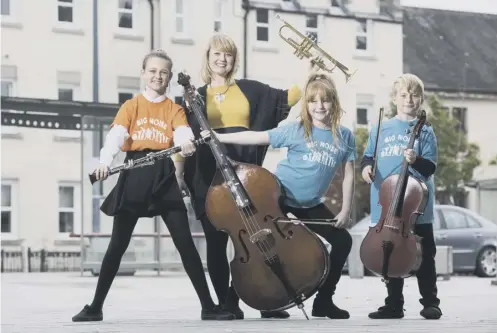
[334, 210, 352, 229]
[404, 148, 417, 164]
[180, 141, 195, 157]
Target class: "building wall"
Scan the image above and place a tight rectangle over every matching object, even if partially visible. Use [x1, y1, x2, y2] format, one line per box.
[2, 0, 403, 250]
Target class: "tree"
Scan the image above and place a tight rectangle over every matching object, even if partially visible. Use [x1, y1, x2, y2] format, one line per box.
[388, 95, 481, 204]
[489, 155, 497, 166]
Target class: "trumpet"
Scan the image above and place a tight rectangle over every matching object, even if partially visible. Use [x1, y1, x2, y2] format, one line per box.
[276, 15, 357, 83]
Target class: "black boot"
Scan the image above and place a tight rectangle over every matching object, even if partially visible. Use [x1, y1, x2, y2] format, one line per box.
[201, 305, 236, 320]
[223, 286, 244, 320]
[312, 297, 349, 319]
[260, 310, 290, 319]
[368, 305, 404, 319]
[420, 305, 442, 319]
[72, 305, 103, 322]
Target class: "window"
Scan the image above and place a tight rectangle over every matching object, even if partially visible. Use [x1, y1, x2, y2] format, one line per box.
[57, 0, 73, 23]
[306, 15, 318, 43]
[356, 108, 368, 125]
[214, 0, 222, 32]
[1, 80, 13, 97]
[256, 8, 269, 42]
[58, 88, 73, 101]
[1, 180, 17, 237]
[441, 209, 469, 229]
[118, 92, 134, 104]
[1, 0, 10, 15]
[356, 19, 368, 51]
[175, 0, 185, 34]
[331, 0, 340, 7]
[452, 107, 467, 133]
[1, 184, 12, 233]
[59, 184, 78, 233]
[118, 0, 133, 29]
[466, 216, 482, 229]
[174, 96, 183, 105]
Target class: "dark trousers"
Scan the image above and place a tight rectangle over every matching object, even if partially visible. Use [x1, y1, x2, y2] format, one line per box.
[89, 209, 215, 310]
[200, 203, 352, 305]
[384, 223, 440, 308]
[282, 204, 353, 300]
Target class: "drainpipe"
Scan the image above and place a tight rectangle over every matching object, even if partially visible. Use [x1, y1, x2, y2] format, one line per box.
[148, 0, 155, 50]
[92, 0, 99, 102]
[242, 0, 250, 78]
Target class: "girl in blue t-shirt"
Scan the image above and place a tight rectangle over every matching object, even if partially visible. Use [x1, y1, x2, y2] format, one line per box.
[361, 73, 442, 320]
[203, 73, 356, 320]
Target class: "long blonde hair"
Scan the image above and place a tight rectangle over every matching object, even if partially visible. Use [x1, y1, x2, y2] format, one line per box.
[300, 73, 342, 144]
[201, 34, 239, 85]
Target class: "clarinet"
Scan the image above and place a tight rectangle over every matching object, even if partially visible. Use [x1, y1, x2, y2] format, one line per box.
[88, 136, 210, 185]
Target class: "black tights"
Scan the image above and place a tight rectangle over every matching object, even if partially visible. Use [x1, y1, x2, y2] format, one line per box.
[200, 203, 353, 304]
[89, 209, 215, 310]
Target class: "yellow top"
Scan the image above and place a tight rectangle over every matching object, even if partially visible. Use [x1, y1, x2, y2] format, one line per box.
[173, 83, 302, 162]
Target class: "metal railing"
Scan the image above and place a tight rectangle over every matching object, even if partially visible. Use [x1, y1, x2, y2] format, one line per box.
[1, 248, 81, 272]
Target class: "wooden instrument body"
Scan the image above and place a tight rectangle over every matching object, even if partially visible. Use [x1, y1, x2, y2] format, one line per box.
[360, 174, 427, 278]
[206, 160, 330, 311]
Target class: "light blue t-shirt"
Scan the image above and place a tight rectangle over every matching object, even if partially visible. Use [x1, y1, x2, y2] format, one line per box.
[268, 121, 356, 208]
[363, 117, 438, 226]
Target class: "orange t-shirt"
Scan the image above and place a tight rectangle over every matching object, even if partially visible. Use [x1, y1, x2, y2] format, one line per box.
[112, 94, 189, 151]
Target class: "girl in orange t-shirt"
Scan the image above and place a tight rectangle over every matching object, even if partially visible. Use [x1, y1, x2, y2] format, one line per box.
[72, 50, 233, 322]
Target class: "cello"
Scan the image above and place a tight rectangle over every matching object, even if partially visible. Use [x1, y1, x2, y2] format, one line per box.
[360, 110, 428, 281]
[177, 72, 331, 319]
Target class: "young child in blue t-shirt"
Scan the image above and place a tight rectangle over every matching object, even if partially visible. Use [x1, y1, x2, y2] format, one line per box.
[203, 72, 356, 320]
[361, 73, 442, 320]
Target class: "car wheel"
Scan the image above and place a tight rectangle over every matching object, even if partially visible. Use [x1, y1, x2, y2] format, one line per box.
[475, 246, 496, 277]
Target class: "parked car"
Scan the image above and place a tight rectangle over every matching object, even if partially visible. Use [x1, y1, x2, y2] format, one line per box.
[345, 205, 497, 277]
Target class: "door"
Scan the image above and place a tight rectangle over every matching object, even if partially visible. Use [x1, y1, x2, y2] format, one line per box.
[438, 207, 481, 270]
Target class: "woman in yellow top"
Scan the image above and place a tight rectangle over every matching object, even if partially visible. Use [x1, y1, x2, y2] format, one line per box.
[177, 34, 308, 320]
[71, 49, 234, 322]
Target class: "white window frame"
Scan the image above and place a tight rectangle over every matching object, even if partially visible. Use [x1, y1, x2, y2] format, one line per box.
[1, 0, 10, 16]
[255, 8, 271, 43]
[1, 179, 19, 240]
[1, 79, 16, 97]
[355, 18, 373, 53]
[356, 94, 374, 128]
[57, 83, 80, 101]
[213, 0, 223, 32]
[306, 14, 319, 44]
[57, 182, 81, 236]
[57, 0, 74, 24]
[117, 0, 135, 30]
[174, 0, 189, 37]
[117, 89, 138, 104]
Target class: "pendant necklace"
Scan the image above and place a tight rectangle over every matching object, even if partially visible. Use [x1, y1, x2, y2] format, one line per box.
[211, 84, 231, 104]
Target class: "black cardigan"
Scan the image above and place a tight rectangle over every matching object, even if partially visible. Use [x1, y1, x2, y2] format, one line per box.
[183, 79, 292, 218]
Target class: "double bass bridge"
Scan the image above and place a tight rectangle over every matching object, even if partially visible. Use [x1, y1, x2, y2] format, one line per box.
[249, 229, 276, 253]
[384, 224, 400, 231]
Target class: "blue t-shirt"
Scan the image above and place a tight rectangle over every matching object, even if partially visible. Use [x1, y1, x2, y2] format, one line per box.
[363, 117, 438, 226]
[268, 121, 356, 208]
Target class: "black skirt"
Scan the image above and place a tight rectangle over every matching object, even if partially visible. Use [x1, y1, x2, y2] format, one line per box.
[100, 150, 186, 218]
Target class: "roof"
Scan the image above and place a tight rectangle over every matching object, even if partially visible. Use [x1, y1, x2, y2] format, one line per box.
[403, 7, 497, 95]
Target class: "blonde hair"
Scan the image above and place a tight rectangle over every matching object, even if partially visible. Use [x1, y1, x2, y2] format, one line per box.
[301, 73, 342, 144]
[201, 34, 239, 85]
[141, 49, 173, 82]
[390, 73, 425, 100]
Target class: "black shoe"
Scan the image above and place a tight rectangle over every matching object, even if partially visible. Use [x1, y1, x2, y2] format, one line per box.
[368, 305, 404, 319]
[312, 299, 350, 319]
[223, 304, 244, 320]
[260, 310, 290, 319]
[201, 305, 236, 320]
[420, 306, 442, 320]
[72, 305, 103, 322]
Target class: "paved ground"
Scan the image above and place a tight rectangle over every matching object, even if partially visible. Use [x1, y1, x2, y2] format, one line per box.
[1, 272, 496, 333]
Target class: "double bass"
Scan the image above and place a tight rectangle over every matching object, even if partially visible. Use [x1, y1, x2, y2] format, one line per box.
[360, 110, 428, 281]
[177, 72, 332, 318]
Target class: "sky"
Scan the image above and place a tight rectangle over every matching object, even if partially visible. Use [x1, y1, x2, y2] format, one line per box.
[401, 0, 497, 14]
